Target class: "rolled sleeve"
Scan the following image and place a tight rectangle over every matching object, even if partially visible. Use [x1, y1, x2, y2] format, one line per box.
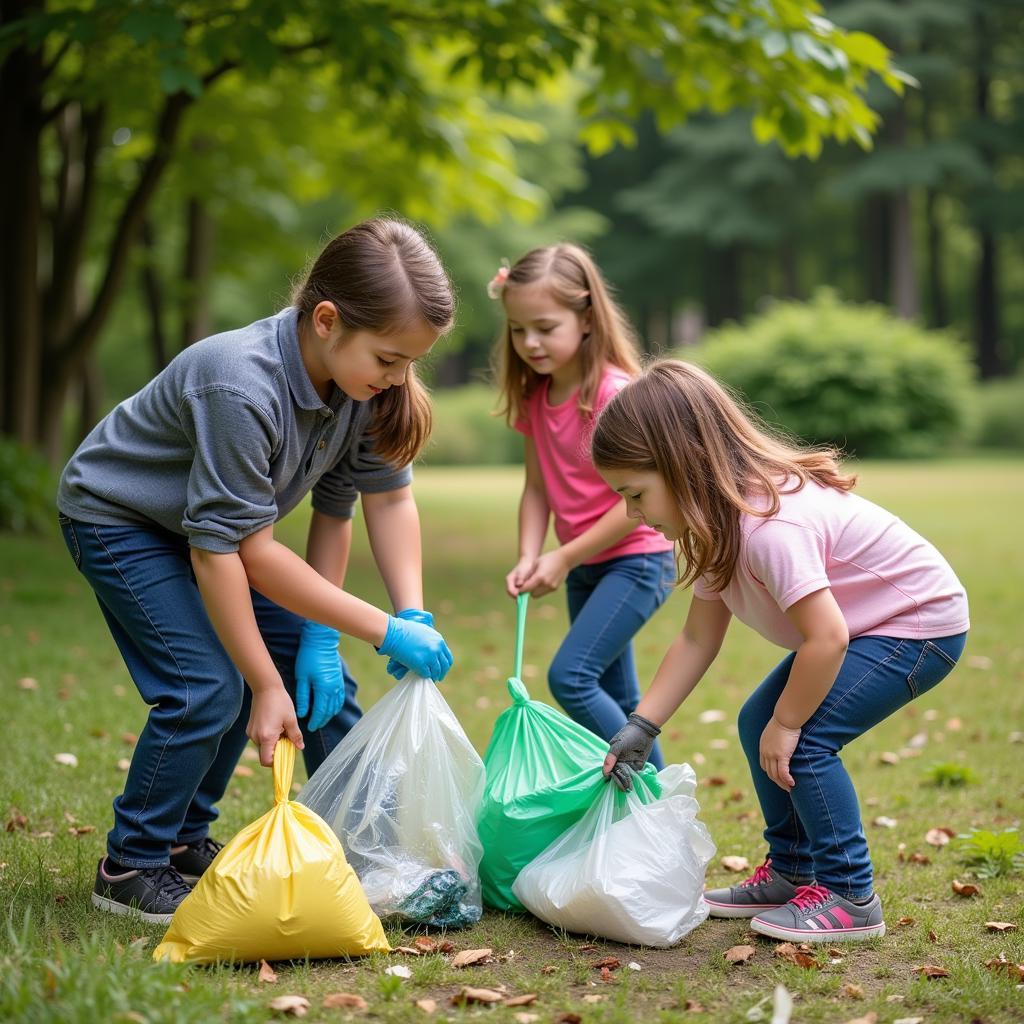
[179, 388, 280, 551]
[745, 519, 830, 612]
[312, 426, 411, 519]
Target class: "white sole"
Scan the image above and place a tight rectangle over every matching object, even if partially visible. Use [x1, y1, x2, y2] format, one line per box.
[750, 917, 886, 942]
[91, 891, 174, 926]
[705, 901, 784, 919]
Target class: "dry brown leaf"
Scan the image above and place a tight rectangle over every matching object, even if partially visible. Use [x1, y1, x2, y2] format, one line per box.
[257, 959, 278, 984]
[985, 921, 1018, 933]
[720, 855, 750, 872]
[582, 995, 607, 1004]
[704, 776, 728, 787]
[773, 943, 820, 969]
[541, 965, 557, 975]
[18, 677, 39, 690]
[842, 983, 864, 1000]
[952, 879, 981, 897]
[840, 1015, 877, 1024]
[323, 993, 368, 1010]
[413, 936, 437, 953]
[684, 999, 706, 1012]
[909, 852, 930, 865]
[872, 815, 898, 828]
[984, 954, 1024, 980]
[590, 956, 621, 970]
[914, 964, 950, 979]
[892, 1017, 924, 1024]
[724, 944, 755, 964]
[392, 946, 422, 956]
[120, 732, 138, 746]
[414, 998, 437, 1014]
[878, 751, 900, 765]
[555, 1015, 582, 1024]
[451, 987, 504, 1006]
[5, 809, 28, 832]
[512, 1015, 540, 1024]
[53, 753, 78, 767]
[599, 966, 612, 983]
[268, 995, 310, 1017]
[897, 916, 915, 927]
[450, 947, 492, 968]
[233, 765, 254, 778]
[504, 994, 538, 1007]
[68, 825, 96, 837]
[578, 943, 599, 952]
[928, 929, 938, 943]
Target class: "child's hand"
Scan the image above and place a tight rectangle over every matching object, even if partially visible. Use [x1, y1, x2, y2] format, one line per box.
[248, 685, 304, 767]
[519, 549, 571, 598]
[759, 716, 801, 792]
[506, 556, 538, 598]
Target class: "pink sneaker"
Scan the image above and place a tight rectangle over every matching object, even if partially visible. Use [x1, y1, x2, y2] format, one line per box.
[704, 858, 803, 919]
[751, 883, 886, 943]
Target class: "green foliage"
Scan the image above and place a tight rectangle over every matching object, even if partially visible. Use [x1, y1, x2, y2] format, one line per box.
[0, 440, 55, 534]
[421, 385, 522, 466]
[970, 374, 1024, 451]
[924, 761, 979, 787]
[691, 291, 976, 457]
[956, 828, 1024, 879]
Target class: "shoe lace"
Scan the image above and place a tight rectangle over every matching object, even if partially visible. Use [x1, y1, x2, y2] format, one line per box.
[740, 859, 775, 888]
[193, 836, 223, 859]
[790, 883, 832, 912]
[152, 866, 193, 902]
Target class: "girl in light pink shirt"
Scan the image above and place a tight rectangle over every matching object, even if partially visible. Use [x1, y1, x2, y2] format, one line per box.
[593, 360, 968, 943]
[491, 245, 675, 764]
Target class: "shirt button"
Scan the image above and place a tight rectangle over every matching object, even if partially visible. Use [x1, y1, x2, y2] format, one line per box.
[317, 438, 325, 451]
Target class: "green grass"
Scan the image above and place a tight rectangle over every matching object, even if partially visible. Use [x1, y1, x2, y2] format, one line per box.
[3, 460, 1024, 1023]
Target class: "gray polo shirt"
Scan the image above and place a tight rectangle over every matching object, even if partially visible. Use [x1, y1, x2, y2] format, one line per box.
[57, 307, 411, 552]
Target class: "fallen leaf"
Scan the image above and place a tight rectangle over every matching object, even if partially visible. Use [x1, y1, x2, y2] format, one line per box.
[893, 1017, 924, 1024]
[504, 994, 538, 1007]
[384, 965, 411, 979]
[909, 852, 930, 865]
[451, 987, 504, 1006]
[414, 998, 437, 1013]
[512, 1015, 539, 1024]
[68, 825, 95, 837]
[322, 992, 367, 1010]
[704, 776, 728, 786]
[698, 709, 726, 723]
[878, 751, 901, 765]
[5, 808, 28, 832]
[582, 994, 607, 1004]
[599, 967, 612, 983]
[116, 758, 131, 771]
[724, 944, 755, 964]
[554, 1015, 581, 1024]
[392, 946, 422, 956]
[952, 879, 981, 897]
[886, 994, 906, 1003]
[268, 995, 310, 1017]
[720, 855, 750, 872]
[450, 947, 492, 968]
[627, 961, 642, 971]
[897, 916, 915, 927]
[413, 936, 437, 953]
[233, 765, 254, 778]
[840, 1015, 877, 1024]
[683, 998, 705, 1011]
[906, 731, 928, 749]
[946, 717, 962, 731]
[774, 943, 820, 969]
[914, 964, 950, 979]
[53, 753, 78, 767]
[578, 943, 598, 952]
[925, 828, 952, 846]
[590, 956, 620, 970]
[985, 921, 1018, 933]
[541, 965, 557, 975]
[120, 732, 137, 746]
[872, 815, 898, 828]
[18, 677, 38, 690]
[842, 983, 864, 999]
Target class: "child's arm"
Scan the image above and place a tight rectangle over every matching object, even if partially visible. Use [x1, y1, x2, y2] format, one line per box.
[759, 587, 849, 792]
[507, 438, 550, 597]
[603, 596, 732, 783]
[362, 485, 423, 612]
[520, 499, 634, 597]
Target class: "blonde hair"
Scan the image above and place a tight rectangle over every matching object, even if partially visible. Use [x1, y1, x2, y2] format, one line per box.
[492, 244, 641, 424]
[591, 359, 857, 591]
[293, 217, 455, 466]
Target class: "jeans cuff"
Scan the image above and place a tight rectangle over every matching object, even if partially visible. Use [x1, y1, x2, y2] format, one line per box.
[106, 852, 171, 871]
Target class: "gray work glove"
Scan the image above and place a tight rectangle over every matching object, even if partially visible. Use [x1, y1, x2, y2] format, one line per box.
[604, 712, 661, 792]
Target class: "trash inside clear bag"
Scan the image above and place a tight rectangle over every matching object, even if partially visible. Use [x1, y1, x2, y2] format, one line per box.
[512, 763, 716, 947]
[298, 675, 485, 928]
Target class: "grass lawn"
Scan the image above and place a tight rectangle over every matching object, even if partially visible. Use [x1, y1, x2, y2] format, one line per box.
[2, 460, 1023, 1023]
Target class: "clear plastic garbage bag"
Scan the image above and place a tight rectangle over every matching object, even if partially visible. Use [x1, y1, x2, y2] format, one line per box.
[511, 763, 716, 947]
[298, 675, 485, 928]
[153, 738, 389, 964]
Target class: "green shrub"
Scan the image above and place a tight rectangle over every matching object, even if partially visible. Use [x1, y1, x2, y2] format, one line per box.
[690, 290, 975, 458]
[422, 383, 522, 465]
[0, 438, 55, 533]
[970, 373, 1024, 450]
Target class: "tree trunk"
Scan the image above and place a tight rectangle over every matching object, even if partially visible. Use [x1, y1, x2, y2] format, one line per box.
[862, 196, 890, 304]
[924, 187, 948, 328]
[704, 245, 742, 327]
[887, 104, 919, 319]
[139, 219, 169, 371]
[0, 0, 44, 444]
[181, 195, 216, 349]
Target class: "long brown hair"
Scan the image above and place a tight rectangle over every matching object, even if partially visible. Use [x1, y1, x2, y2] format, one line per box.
[492, 243, 641, 424]
[591, 360, 857, 591]
[293, 217, 455, 465]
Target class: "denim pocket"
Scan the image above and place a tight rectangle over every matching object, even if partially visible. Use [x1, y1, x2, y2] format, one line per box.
[906, 640, 958, 699]
[58, 515, 82, 569]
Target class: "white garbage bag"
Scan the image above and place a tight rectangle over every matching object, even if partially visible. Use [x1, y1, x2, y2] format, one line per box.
[512, 764, 716, 947]
[298, 675, 485, 928]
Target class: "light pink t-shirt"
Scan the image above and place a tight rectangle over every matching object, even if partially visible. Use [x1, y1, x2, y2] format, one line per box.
[514, 368, 673, 565]
[693, 480, 969, 649]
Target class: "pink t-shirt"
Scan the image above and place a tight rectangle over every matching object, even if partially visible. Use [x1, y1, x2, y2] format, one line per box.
[694, 480, 969, 649]
[514, 368, 673, 565]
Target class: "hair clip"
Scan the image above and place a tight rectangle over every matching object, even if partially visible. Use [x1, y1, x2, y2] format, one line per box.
[487, 261, 510, 300]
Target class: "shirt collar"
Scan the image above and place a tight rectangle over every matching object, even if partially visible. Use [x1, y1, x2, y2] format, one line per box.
[277, 307, 330, 412]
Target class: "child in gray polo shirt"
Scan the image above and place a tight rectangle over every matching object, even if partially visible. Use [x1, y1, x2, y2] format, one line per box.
[57, 217, 455, 924]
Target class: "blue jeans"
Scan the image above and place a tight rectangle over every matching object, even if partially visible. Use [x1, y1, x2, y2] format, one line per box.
[737, 632, 967, 899]
[58, 515, 362, 869]
[548, 550, 676, 770]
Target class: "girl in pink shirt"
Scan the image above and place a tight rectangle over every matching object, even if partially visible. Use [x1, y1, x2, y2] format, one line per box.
[491, 245, 675, 764]
[592, 360, 968, 943]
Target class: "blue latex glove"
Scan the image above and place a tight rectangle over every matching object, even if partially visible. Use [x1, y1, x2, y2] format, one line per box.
[386, 608, 435, 680]
[294, 621, 345, 732]
[377, 615, 453, 682]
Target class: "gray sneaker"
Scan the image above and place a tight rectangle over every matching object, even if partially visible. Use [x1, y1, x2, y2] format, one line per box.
[751, 883, 886, 943]
[91, 857, 193, 925]
[704, 858, 802, 918]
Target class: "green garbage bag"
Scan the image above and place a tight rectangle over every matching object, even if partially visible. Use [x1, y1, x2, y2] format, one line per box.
[477, 595, 661, 911]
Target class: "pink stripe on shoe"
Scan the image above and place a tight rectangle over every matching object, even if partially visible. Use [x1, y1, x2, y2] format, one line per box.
[830, 907, 854, 928]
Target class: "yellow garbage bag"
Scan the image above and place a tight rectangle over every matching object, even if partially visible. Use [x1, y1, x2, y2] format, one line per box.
[154, 738, 390, 963]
